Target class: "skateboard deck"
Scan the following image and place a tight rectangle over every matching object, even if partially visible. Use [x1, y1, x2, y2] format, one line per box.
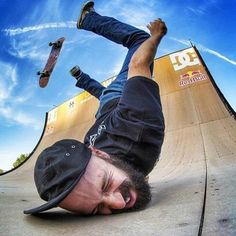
[38, 37, 65, 88]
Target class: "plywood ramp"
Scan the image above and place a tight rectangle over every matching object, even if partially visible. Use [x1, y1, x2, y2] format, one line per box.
[0, 47, 235, 236]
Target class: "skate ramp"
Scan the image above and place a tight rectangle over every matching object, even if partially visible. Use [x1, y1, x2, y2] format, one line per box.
[0, 47, 235, 236]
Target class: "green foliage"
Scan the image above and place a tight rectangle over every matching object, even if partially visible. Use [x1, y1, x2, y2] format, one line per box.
[0, 169, 3, 174]
[13, 154, 28, 168]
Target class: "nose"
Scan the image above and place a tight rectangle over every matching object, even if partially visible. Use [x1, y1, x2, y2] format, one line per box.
[103, 191, 126, 210]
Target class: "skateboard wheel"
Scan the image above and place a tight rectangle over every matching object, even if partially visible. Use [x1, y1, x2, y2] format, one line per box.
[37, 71, 41, 75]
[49, 42, 53, 46]
[44, 71, 50, 76]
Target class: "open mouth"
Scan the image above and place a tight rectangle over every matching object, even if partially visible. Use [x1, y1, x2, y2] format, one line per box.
[120, 186, 137, 209]
[125, 189, 137, 208]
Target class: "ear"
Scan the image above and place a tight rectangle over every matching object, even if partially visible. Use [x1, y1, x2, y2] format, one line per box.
[88, 146, 110, 159]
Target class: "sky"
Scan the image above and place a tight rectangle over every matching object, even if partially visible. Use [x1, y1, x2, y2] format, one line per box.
[0, 0, 235, 171]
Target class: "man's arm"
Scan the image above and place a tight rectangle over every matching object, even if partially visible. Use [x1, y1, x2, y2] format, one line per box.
[128, 19, 167, 79]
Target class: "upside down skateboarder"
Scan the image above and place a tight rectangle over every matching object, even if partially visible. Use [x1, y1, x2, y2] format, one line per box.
[24, 1, 167, 215]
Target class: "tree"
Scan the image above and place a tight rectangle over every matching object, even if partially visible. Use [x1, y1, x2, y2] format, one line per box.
[13, 154, 28, 168]
[0, 169, 3, 174]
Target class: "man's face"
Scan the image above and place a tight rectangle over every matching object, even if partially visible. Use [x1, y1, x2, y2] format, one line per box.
[59, 149, 151, 215]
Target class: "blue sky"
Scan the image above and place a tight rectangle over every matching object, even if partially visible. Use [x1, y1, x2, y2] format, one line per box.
[0, 0, 235, 171]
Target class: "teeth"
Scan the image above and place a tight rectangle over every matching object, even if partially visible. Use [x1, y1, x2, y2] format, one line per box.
[125, 197, 130, 203]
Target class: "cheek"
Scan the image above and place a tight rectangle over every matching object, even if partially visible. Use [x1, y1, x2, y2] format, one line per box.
[83, 174, 103, 193]
[60, 186, 98, 213]
[77, 174, 104, 203]
[59, 192, 78, 210]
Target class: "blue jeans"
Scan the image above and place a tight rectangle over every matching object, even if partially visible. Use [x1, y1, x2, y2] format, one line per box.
[76, 72, 105, 99]
[77, 12, 153, 118]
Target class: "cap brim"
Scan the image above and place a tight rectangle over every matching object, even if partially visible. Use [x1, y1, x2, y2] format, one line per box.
[24, 169, 85, 215]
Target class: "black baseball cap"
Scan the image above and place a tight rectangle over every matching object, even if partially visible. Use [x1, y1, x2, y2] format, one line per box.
[24, 139, 92, 214]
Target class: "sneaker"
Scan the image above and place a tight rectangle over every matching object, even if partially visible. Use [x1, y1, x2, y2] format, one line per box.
[77, 1, 95, 29]
[70, 66, 82, 80]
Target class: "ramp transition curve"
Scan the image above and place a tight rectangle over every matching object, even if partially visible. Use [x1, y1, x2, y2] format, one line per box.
[0, 47, 235, 236]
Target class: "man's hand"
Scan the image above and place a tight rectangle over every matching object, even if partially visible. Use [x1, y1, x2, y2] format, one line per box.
[147, 18, 167, 38]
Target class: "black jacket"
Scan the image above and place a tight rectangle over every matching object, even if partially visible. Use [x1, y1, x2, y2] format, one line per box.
[84, 76, 165, 175]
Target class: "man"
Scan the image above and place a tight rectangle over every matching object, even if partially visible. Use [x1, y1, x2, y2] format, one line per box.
[24, 1, 167, 215]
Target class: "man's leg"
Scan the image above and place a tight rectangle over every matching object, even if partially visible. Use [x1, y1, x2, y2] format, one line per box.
[70, 66, 105, 99]
[80, 10, 152, 117]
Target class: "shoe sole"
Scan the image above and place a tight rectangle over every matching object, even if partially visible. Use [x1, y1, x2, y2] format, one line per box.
[77, 1, 95, 29]
[70, 66, 81, 76]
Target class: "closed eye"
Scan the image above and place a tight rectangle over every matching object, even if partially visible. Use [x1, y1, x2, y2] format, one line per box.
[103, 171, 113, 193]
[90, 171, 113, 215]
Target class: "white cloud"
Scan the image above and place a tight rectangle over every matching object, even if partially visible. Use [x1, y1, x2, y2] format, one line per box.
[4, 21, 76, 36]
[0, 102, 41, 130]
[187, 7, 205, 15]
[3, 0, 157, 64]
[0, 150, 19, 171]
[0, 61, 41, 130]
[4, 23, 100, 64]
[168, 37, 190, 46]
[0, 63, 17, 101]
[186, 0, 219, 15]
[0, 145, 32, 171]
[198, 45, 236, 66]
[8, 38, 49, 63]
[15, 111, 40, 128]
[98, 0, 157, 27]
[169, 37, 236, 66]
[107, 53, 127, 76]
[119, 7, 155, 26]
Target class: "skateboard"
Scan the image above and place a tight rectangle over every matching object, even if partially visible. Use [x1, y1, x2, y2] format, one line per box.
[37, 37, 65, 88]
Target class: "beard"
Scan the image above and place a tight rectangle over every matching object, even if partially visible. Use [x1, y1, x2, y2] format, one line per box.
[105, 155, 151, 213]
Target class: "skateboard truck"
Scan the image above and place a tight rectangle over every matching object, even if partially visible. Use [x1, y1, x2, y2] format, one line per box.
[37, 70, 50, 77]
[49, 40, 63, 48]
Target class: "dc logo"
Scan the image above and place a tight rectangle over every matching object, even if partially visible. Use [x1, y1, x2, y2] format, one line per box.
[170, 48, 201, 71]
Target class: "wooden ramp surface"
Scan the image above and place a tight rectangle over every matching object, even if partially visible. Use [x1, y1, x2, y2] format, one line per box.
[0, 47, 235, 236]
